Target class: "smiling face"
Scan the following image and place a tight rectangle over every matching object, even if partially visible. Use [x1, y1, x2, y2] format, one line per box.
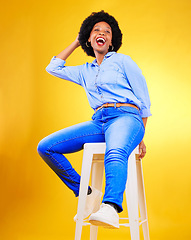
[88, 21, 112, 57]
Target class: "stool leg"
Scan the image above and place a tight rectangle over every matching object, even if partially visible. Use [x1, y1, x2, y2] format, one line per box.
[91, 161, 104, 191]
[75, 148, 93, 240]
[90, 161, 104, 240]
[137, 160, 150, 240]
[90, 226, 98, 240]
[126, 149, 140, 240]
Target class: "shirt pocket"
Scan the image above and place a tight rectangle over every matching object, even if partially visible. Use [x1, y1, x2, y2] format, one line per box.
[100, 66, 119, 85]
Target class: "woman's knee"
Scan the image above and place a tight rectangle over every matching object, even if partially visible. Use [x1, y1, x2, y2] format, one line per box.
[105, 147, 129, 163]
[37, 138, 50, 157]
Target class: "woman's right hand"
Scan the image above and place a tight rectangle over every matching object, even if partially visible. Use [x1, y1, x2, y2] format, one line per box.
[56, 34, 81, 60]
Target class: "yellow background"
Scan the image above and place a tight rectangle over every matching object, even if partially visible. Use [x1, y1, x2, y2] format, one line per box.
[1, 0, 191, 239]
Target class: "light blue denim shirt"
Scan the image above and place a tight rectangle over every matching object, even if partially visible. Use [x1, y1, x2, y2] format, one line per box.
[46, 52, 151, 118]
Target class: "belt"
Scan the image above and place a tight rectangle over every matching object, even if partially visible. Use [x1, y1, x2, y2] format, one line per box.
[95, 103, 139, 112]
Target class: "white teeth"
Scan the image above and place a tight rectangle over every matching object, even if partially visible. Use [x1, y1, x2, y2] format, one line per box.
[96, 37, 106, 43]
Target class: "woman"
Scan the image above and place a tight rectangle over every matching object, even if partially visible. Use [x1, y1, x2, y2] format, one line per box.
[37, 10, 151, 229]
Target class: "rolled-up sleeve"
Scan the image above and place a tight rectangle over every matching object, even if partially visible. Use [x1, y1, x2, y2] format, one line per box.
[46, 56, 82, 85]
[123, 55, 151, 118]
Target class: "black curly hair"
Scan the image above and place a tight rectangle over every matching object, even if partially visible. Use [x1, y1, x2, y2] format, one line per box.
[78, 10, 122, 57]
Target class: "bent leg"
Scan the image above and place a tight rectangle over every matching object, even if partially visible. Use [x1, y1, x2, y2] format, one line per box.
[103, 114, 145, 212]
[37, 121, 104, 196]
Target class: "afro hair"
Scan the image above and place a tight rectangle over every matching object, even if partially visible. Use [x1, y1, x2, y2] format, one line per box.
[78, 10, 122, 57]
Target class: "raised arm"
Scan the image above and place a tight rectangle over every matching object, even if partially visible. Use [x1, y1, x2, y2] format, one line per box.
[46, 36, 83, 84]
[56, 35, 80, 60]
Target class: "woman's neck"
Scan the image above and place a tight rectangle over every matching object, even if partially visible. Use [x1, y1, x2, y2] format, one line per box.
[95, 51, 108, 65]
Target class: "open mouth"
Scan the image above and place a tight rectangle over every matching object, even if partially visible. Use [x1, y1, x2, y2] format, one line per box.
[96, 37, 106, 46]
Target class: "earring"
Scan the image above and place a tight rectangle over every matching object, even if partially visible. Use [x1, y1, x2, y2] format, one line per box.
[109, 45, 114, 51]
[86, 41, 90, 47]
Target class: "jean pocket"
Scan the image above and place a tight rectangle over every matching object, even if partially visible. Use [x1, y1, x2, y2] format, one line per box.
[117, 106, 137, 114]
[117, 107, 142, 122]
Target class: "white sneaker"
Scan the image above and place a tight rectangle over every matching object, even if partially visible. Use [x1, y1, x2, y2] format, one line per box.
[88, 203, 119, 229]
[74, 187, 102, 222]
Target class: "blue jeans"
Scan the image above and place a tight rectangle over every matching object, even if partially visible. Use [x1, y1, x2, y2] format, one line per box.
[37, 106, 145, 212]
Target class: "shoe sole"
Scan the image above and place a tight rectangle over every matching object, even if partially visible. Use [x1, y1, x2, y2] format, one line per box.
[89, 219, 119, 229]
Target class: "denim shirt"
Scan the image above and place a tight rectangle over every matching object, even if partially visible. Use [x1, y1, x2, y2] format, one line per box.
[46, 52, 151, 118]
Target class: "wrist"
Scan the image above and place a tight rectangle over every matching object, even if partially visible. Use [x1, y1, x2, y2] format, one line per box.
[73, 39, 80, 48]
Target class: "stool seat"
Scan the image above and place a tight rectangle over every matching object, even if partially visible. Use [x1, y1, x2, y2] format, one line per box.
[74, 143, 150, 240]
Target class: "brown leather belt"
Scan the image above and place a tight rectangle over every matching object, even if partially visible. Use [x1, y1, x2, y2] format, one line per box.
[95, 103, 139, 112]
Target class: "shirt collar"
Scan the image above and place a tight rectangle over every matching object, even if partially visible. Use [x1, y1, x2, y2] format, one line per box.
[91, 51, 116, 66]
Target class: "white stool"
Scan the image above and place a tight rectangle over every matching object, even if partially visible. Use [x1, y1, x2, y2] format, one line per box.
[74, 143, 150, 240]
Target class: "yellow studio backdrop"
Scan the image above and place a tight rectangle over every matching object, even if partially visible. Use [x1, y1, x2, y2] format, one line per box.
[0, 0, 191, 239]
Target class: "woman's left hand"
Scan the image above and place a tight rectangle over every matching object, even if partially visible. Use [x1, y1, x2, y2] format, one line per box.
[139, 140, 146, 159]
